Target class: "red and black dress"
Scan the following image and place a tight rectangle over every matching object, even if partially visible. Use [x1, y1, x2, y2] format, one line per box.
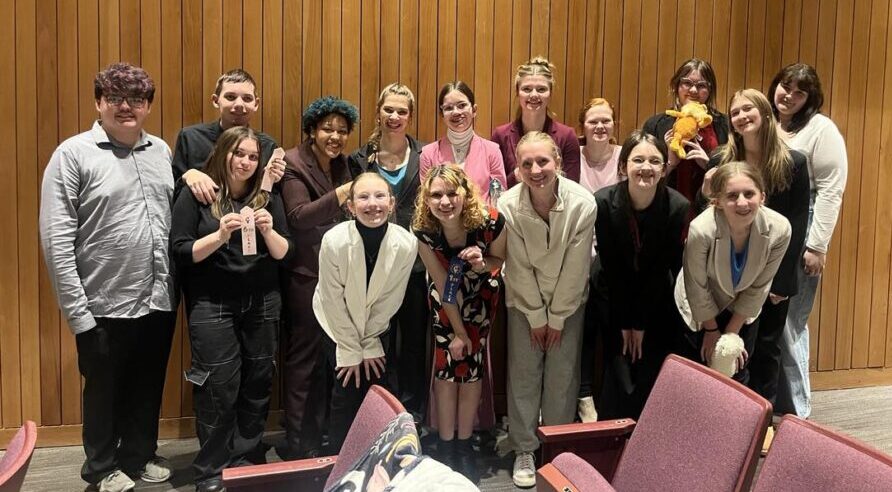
[415, 209, 504, 383]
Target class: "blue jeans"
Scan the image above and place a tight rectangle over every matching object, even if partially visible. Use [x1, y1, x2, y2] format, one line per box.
[777, 196, 817, 417]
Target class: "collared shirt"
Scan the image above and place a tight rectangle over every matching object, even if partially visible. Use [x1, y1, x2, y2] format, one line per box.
[39, 121, 176, 334]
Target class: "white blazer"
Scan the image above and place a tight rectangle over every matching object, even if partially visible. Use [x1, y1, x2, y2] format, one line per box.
[313, 221, 417, 367]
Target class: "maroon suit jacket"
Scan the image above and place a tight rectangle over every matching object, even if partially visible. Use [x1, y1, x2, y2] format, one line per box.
[281, 140, 356, 278]
[490, 116, 581, 188]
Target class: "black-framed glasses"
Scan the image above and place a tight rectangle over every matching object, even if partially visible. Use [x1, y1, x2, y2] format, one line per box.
[679, 78, 710, 91]
[104, 95, 148, 108]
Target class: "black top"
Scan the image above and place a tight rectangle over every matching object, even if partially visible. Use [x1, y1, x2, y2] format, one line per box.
[595, 182, 690, 335]
[171, 120, 279, 199]
[356, 221, 388, 285]
[702, 149, 810, 297]
[170, 191, 293, 301]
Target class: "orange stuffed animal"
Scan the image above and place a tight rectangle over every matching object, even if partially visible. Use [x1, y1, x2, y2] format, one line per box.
[665, 102, 713, 159]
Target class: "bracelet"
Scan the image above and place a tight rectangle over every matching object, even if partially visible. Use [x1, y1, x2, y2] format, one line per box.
[702, 326, 719, 333]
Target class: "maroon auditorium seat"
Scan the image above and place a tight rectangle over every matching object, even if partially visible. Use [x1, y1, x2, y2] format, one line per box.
[0, 420, 37, 492]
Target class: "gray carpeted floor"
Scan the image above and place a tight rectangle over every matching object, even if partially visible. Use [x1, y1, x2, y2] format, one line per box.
[15, 385, 892, 491]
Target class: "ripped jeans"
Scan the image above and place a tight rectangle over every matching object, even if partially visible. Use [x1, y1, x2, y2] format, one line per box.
[185, 291, 280, 484]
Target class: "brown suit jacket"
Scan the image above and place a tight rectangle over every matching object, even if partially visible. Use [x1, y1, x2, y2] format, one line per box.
[281, 140, 356, 278]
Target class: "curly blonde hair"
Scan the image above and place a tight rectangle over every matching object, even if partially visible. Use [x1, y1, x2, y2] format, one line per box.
[412, 164, 488, 234]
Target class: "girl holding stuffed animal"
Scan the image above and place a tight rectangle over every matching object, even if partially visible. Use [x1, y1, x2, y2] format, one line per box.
[594, 130, 690, 420]
[491, 56, 581, 188]
[674, 162, 791, 385]
[642, 58, 730, 205]
[704, 89, 809, 408]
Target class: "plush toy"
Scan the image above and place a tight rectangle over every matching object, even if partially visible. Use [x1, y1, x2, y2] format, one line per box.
[710, 332, 745, 378]
[665, 101, 713, 159]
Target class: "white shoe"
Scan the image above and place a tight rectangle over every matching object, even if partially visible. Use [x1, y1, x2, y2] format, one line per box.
[512, 451, 536, 488]
[98, 470, 135, 492]
[578, 396, 598, 422]
[140, 456, 172, 483]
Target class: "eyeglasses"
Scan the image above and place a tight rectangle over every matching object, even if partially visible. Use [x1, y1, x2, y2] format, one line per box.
[679, 78, 711, 92]
[104, 95, 148, 108]
[440, 101, 470, 114]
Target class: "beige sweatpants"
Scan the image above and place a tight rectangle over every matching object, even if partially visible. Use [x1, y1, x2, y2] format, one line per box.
[506, 305, 585, 453]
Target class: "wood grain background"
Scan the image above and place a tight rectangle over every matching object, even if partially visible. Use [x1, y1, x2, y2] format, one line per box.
[2, 0, 890, 445]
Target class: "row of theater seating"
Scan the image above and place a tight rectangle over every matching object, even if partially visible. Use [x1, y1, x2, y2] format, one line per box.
[1, 355, 890, 491]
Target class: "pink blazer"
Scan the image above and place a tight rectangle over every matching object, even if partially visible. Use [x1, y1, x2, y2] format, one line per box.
[419, 133, 508, 204]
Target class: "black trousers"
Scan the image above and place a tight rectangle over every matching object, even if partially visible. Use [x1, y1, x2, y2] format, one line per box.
[322, 333, 391, 454]
[186, 292, 279, 484]
[747, 298, 791, 406]
[580, 257, 608, 399]
[386, 270, 431, 419]
[76, 310, 176, 485]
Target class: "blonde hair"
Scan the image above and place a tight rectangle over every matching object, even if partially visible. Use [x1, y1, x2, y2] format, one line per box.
[514, 56, 556, 120]
[709, 161, 766, 201]
[366, 83, 416, 161]
[717, 89, 792, 196]
[204, 126, 269, 219]
[412, 164, 488, 234]
[515, 130, 563, 166]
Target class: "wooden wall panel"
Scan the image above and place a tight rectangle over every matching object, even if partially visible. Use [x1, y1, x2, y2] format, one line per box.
[4, 0, 892, 445]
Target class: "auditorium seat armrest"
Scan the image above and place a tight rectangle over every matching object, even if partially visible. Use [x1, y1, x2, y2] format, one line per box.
[222, 455, 337, 492]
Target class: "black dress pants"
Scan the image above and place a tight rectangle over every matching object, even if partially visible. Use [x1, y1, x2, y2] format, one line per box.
[679, 310, 759, 385]
[186, 292, 279, 485]
[388, 269, 430, 420]
[76, 310, 175, 485]
[321, 333, 391, 454]
[747, 298, 791, 406]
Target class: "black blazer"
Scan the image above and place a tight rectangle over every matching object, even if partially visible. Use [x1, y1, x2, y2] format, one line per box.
[702, 149, 809, 297]
[348, 136, 426, 273]
[595, 182, 690, 337]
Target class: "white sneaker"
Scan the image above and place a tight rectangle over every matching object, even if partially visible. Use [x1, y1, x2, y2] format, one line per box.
[577, 396, 598, 423]
[98, 470, 135, 492]
[140, 456, 172, 483]
[512, 451, 536, 488]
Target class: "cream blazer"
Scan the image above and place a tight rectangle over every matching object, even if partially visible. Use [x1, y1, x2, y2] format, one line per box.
[675, 206, 791, 331]
[313, 221, 417, 367]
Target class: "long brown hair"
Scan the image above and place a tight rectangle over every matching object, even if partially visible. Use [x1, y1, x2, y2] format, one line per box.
[717, 89, 792, 196]
[204, 126, 269, 218]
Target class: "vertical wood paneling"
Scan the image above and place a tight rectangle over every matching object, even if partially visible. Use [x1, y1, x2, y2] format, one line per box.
[866, 0, 890, 368]
[37, 0, 61, 427]
[6, 0, 892, 443]
[17, 0, 41, 428]
[0, 0, 18, 428]
[57, 0, 81, 426]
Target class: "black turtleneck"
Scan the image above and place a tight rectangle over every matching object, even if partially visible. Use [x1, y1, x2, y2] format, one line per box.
[356, 221, 388, 285]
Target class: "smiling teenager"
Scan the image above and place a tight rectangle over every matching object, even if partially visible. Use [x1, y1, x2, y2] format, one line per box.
[675, 162, 792, 386]
[498, 132, 596, 488]
[347, 84, 431, 422]
[768, 64, 848, 419]
[642, 59, 729, 205]
[705, 89, 809, 415]
[278, 96, 361, 460]
[312, 172, 417, 454]
[491, 57, 581, 188]
[172, 69, 286, 204]
[421, 81, 508, 205]
[170, 127, 292, 492]
[594, 131, 690, 421]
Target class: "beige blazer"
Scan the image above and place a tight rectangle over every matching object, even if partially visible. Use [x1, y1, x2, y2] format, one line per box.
[313, 221, 417, 367]
[675, 206, 791, 331]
